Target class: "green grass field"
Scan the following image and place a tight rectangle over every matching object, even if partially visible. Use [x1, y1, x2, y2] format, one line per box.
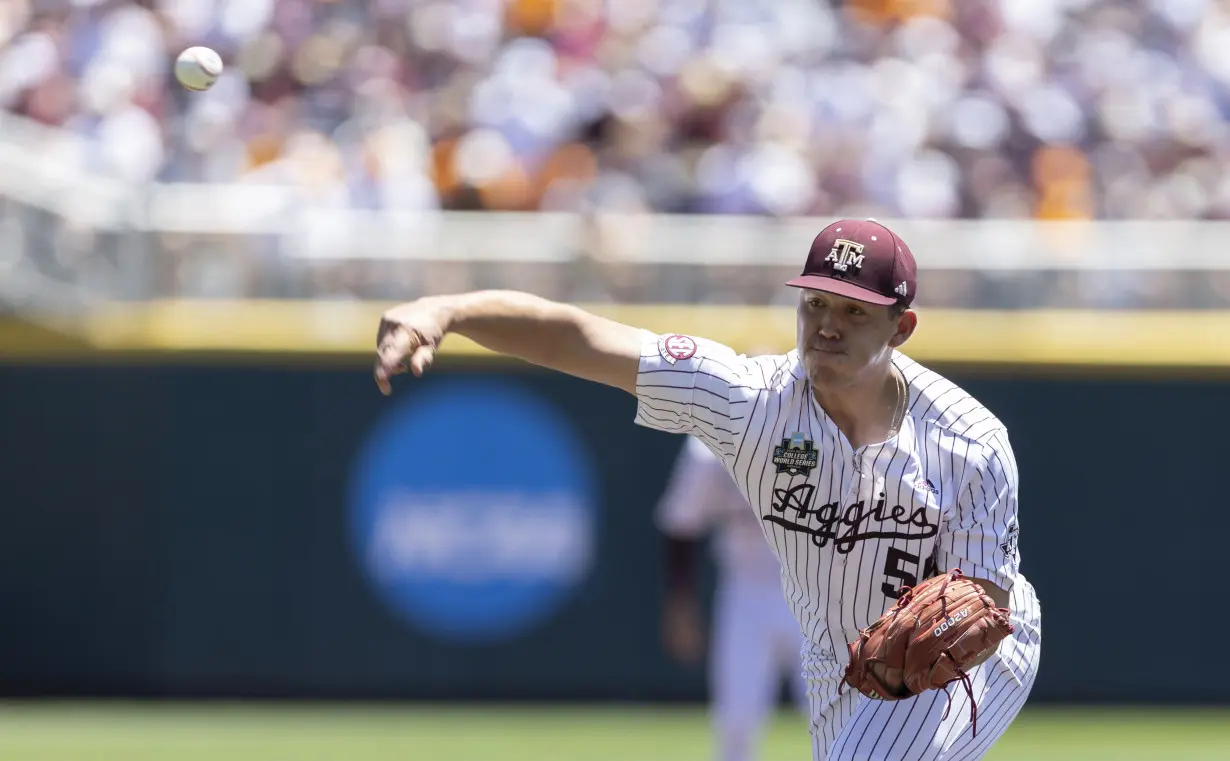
[0, 703, 1225, 761]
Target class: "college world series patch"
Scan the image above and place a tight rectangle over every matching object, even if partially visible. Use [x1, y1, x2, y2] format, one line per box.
[772, 432, 818, 476]
[657, 334, 697, 364]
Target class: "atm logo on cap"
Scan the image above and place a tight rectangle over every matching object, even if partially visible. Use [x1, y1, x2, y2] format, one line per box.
[825, 239, 865, 274]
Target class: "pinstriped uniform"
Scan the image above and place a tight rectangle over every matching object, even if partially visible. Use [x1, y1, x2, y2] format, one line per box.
[657, 435, 808, 761]
[635, 331, 1041, 761]
[657, 436, 787, 585]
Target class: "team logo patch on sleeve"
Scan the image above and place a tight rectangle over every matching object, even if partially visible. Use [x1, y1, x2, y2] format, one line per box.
[657, 334, 698, 364]
[772, 432, 818, 476]
[1000, 519, 1020, 561]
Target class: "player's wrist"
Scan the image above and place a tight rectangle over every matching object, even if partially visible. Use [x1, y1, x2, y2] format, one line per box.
[408, 293, 472, 340]
[430, 291, 533, 338]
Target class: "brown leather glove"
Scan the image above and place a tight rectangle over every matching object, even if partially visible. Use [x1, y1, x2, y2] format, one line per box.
[842, 569, 1014, 736]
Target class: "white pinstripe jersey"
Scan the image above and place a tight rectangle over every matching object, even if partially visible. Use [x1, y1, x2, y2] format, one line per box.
[635, 331, 1028, 681]
[656, 435, 784, 582]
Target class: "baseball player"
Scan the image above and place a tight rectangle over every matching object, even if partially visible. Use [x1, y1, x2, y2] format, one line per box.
[373, 217, 1041, 760]
[657, 433, 807, 761]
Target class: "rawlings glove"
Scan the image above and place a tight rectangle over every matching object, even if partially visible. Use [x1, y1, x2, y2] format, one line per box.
[842, 568, 1014, 736]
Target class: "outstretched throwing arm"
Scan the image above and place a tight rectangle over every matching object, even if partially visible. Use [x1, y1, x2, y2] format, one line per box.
[374, 291, 642, 395]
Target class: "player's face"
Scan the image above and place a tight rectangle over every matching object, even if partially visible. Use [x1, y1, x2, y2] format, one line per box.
[796, 289, 916, 382]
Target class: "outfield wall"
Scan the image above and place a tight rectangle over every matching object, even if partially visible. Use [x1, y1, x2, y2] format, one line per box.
[0, 354, 1226, 704]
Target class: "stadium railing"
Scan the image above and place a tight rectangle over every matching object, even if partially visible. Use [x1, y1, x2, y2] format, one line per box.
[4, 109, 1230, 367]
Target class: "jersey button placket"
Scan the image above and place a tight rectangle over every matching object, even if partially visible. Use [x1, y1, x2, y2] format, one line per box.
[843, 453, 866, 577]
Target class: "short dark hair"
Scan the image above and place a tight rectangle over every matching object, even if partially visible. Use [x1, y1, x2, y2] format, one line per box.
[889, 303, 907, 319]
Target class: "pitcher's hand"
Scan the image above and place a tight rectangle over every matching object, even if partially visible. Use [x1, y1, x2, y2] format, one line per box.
[374, 299, 449, 395]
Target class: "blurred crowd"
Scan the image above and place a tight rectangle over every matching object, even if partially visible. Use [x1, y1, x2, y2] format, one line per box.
[3, 0, 1230, 221]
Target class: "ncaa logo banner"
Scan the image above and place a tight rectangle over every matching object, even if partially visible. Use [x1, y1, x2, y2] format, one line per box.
[348, 379, 598, 644]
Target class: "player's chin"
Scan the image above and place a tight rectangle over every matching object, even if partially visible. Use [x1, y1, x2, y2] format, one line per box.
[806, 349, 866, 386]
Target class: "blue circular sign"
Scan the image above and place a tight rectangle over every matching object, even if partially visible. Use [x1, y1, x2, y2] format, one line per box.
[348, 379, 598, 643]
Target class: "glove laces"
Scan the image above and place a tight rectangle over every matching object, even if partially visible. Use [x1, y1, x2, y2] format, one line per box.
[940, 668, 979, 737]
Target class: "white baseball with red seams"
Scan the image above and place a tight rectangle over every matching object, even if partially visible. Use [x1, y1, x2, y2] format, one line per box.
[175, 47, 223, 92]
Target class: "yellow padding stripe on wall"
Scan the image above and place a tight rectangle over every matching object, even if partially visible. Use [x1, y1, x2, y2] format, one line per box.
[1, 300, 1228, 367]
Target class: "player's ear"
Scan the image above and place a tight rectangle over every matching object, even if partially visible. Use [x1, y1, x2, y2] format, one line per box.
[888, 308, 917, 348]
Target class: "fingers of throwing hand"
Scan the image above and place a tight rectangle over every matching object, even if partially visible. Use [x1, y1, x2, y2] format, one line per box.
[408, 344, 435, 377]
[374, 321, 416, 394]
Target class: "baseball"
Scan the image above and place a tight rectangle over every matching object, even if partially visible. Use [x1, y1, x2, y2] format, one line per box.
[174, 46, 223, 92]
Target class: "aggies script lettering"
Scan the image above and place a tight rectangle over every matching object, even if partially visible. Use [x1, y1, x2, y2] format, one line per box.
[763, 484, 938, 554]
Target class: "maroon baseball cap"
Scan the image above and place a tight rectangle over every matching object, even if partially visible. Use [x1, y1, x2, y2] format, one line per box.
[785, 219, 917, 307]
